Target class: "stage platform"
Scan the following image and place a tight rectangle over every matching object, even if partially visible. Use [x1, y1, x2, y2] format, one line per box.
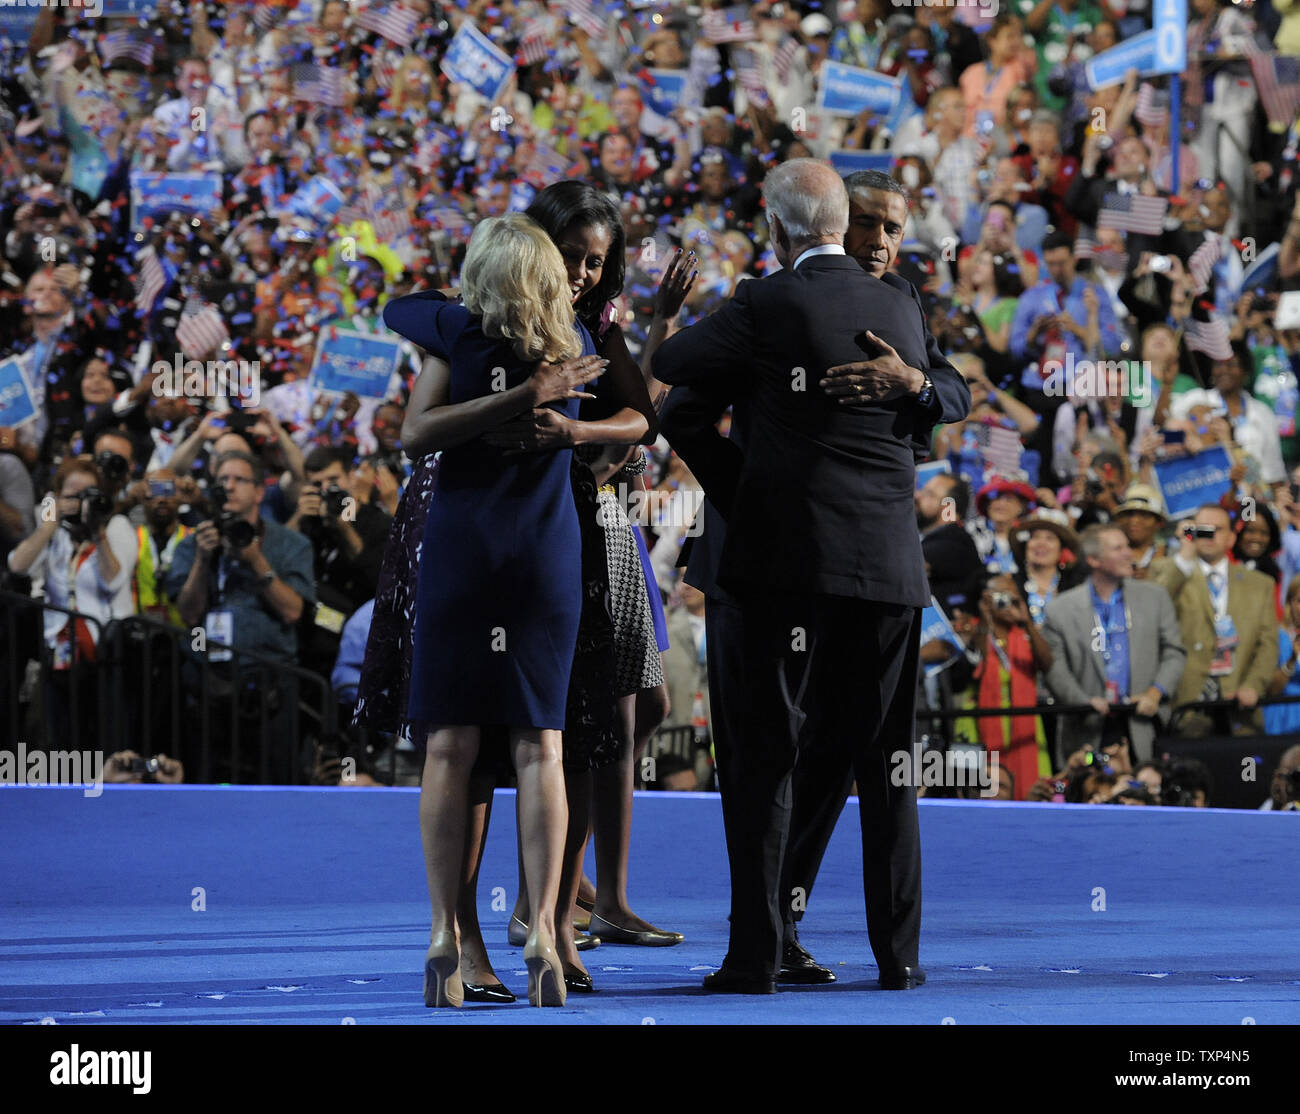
[2, 786, 1296, 1025]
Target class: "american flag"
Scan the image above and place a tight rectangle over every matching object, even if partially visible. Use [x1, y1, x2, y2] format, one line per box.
[1188, 232, 1219, 294]
[772, 34, 799, 84]
[1074, 229, 1097, 261]
[1096, 192, 1168, 236]
[133, 247, 166, 315]
[1183, 315, 1232, 361]
[516, 15, 553, 66]
[292, 62, 347, 107]
[1245, 52, 1300, 129]
[730, 47, 770, 107]
[343, 178, 412, 245]
[1134, 83, 1169, 129]
[355, 1, 419, 49]
[558, 0, 607, 40]
[701, 6, 756, 44]
[425, 208, 474, 242]
[520, 140, 573, 187]
[969, 421, 1025, 479]
[175, 299, 230, 359]
[99, 29, 154, 68]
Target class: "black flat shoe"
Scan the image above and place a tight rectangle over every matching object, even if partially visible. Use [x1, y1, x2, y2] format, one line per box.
[701, 967, 776, 994]
[563, 965, 595, 993]
[778, 938, 836, 985]
[589, 912, 683, 947]
[878, 966, 926, 990]
[463, 980, 517, 1004]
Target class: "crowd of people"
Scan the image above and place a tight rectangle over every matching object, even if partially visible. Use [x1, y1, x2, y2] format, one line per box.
[0, 1, 1299, 812]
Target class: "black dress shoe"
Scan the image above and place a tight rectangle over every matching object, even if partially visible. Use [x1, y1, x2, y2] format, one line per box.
[701, 968, 776, 994]
[778, 938, 836, 985]
[878, 966, 926, 990]
[563, 965, 596, 993]
[462, 981, 517, 1003]
[588, 912, 684, 947]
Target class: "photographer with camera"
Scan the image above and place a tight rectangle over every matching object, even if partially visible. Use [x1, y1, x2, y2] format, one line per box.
[165, 450, 314, 781]
[5, 455, 137, 746]
[287, 446, 391, 683]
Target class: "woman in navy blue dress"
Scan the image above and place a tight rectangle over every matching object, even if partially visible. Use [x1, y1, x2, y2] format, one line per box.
[384, 213, 608, 1007]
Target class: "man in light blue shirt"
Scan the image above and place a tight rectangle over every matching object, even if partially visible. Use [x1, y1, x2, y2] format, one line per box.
[1010, 229, 1122, 393]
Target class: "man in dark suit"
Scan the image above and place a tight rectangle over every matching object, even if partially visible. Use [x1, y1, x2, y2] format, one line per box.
[653, 161, 969, 993]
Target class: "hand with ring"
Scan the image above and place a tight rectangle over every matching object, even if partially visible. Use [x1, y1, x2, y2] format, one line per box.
[820, 331, 925, 404]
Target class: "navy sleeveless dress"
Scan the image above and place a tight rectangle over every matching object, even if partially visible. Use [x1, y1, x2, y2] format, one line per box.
[406, 300, 596, 732]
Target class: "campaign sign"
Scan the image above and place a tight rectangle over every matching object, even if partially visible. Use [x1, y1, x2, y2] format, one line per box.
[102, 0, 159, 16]
[1152, 445, 1233, 519]
[817, 61, 901, 118]
[915, 458, 952, 491]
[1153, 0, 1187, 76]
[130, 171, 223, 229]
[829, 149, 893, 176]
[309, 328, 402, 399]
[639, 69, 687, 118]
[0, 356, 37, 428]
[286, 175, 346, 223]
[440, 20, 515, 104]
[0, 4, 41, 44]
[919, 596, 962, 678]
[1085, 30, 1161, 90]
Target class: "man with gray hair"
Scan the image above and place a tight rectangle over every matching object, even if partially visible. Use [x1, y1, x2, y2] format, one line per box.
[1041, 524, 1185, 765]
[654, 158, 970, 994]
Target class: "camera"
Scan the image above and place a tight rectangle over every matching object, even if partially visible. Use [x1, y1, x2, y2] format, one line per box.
[61, 486, 114, 541]
[209, 481, 256, 549]
[320, 483, 350, 518]
[127, 755, 162, 779]
[1084, 468, 1104, 498]
[991, 591, 1015, 610]
[95, 450, 129, 488]
[1149, 255, 1172, 273]
[1183, 523, 1218, 540]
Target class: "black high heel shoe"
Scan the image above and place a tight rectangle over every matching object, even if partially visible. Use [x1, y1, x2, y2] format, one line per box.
[463, 980, 517, 1004]
[562, 964, 595, 993]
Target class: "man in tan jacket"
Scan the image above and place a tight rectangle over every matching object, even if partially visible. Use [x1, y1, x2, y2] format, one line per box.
[1150, 504, 1279, 737]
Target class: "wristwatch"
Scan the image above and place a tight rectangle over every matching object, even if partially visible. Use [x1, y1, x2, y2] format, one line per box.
[258, 569, 275, 589]
[915, 374, 935, 407]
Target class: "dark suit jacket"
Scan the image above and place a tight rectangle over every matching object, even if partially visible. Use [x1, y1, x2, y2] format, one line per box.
[654, 258, 969, 607]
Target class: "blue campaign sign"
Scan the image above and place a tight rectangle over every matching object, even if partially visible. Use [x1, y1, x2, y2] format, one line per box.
[0, 5, 41, 44]
[286, 175, 346, 223]
[1153, 446, 1233, 519]
[829, 149, 893, 176]
[915, 458, 952, 491]
[1085, 30, 1160, 90]
[440, 20, 515, 104]
[102, 0, 159, 16]
[309, 328, 403, 399]
[130, 171, 223, 228]
[1153, 0, 1187, 75]
[919, 597, 962, 677]
[639, 69, 687, 118]
[0, 356, 37, 428]
[818, 61, 901, 118]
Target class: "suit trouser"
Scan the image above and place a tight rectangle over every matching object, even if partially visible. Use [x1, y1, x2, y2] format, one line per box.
[708, 589, 924, 977]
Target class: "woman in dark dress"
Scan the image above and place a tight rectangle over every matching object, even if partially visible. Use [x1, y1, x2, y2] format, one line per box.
[499, 184, 695, 988]
[381, 213, 609, 1007]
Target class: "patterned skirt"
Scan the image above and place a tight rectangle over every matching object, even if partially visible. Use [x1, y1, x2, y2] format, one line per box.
[596, 485, 666, 697]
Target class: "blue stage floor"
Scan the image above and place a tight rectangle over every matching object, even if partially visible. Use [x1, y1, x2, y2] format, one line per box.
[2, 786, 1297, 1025]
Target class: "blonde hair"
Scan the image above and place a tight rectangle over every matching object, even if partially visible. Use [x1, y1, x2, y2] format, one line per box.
[460, 214, 582, 364]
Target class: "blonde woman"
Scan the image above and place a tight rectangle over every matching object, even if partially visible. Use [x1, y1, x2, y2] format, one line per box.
[382, 214, 608, 1007]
